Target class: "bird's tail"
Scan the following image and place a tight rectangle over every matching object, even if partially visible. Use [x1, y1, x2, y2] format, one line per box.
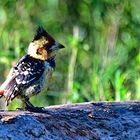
[0, 78, 17, 105]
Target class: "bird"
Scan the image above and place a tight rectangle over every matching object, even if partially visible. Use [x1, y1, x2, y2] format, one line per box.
[0, 26, 64, 112]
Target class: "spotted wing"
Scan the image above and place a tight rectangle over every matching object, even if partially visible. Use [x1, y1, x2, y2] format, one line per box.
[2, 55, 45, 104]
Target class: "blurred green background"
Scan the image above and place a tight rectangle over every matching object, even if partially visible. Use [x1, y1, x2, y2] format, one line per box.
[0, 0, 140, 110]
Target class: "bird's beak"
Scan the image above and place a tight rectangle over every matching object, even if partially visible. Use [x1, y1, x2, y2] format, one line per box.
[58, 43, 65, 49]
[49, 42, 65, 52]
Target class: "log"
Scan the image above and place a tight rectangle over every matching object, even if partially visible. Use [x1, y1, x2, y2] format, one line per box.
[0, 101, 140, 140]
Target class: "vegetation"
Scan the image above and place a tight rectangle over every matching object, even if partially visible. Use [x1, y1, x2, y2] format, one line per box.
[0, 0, 139, 109]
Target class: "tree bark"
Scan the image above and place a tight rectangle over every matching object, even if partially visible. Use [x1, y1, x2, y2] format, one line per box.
[0, 101, 140, 140]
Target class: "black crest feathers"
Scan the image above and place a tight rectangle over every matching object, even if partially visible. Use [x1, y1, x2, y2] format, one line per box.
[33, 26, 48, 41]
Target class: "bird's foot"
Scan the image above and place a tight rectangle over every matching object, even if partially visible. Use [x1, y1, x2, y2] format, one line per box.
[16, 108, 26, 111]
[25, 106, 45, 113]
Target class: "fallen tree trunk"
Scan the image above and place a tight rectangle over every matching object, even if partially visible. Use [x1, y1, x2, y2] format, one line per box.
[0, 101, 140, 140]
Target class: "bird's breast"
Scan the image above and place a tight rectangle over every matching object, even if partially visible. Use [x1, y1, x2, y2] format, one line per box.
[24, 63, 54, 97]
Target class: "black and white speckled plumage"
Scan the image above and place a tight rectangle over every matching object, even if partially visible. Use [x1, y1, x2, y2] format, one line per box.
[0, 27, 64, 110]
[0, 55, 55, 105]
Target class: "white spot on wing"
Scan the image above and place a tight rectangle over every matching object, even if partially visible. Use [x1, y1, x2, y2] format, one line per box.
[22, 81, 26, 84]
[27, 68, 31, 71]
[24, 71, 29, 75]
[16, 79, 22, 84]
[15, 87, 18, 90]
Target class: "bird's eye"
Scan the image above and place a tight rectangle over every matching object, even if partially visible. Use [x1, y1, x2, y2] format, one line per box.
[43, 44, 50, 50]
[43, 43, 54, 52]
[37, 48, 44, 55]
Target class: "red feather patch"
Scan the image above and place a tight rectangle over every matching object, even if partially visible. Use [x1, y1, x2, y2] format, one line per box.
[0, 90, 4, 95]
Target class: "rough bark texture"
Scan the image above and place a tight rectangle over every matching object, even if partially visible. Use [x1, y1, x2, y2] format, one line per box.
[0, 101, 140, 140]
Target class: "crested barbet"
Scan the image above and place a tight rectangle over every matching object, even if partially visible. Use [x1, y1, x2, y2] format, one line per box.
[0, 27, 64, 111]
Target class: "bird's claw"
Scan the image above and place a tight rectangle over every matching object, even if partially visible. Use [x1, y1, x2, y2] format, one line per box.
[25, 106, 45, 113]
[16, 108, 26, 111]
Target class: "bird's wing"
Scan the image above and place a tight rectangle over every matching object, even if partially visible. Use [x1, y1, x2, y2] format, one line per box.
[15, 55, 45, 88]
[1, 55, 45, 104]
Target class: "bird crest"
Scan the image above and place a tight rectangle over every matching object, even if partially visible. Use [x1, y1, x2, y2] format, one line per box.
[33, 26, 55, 45]
[33, 26, 48, 41]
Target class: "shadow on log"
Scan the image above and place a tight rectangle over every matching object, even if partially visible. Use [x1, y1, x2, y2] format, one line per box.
[0, 101, 140, 140]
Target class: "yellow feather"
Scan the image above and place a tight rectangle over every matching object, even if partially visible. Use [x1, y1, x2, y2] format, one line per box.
[27, 41, 48, 61]
[34, 37, 48, 48]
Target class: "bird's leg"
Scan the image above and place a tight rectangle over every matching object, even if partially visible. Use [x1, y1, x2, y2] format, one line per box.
[24, 96, 45, 112]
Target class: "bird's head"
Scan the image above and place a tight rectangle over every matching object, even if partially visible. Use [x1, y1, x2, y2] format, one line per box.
[28, 26, 64, 60]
